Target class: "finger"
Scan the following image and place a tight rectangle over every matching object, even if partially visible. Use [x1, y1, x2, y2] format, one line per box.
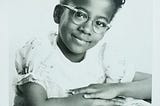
[104, 99, 124, 106]
[69, 86, 95, 94]
[69, 87, 89, 94]
[112, 96, 126, 104]
[111, 99, 125, 106]
[93, 99, 106, 106]
[93, 99, 116, 106]
[113, 97, 126, 101]
[83, 92, 101, 99]
[66, 90, 74, 96]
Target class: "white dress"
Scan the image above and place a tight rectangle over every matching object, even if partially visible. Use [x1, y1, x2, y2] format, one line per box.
[13, 33, 150, 106]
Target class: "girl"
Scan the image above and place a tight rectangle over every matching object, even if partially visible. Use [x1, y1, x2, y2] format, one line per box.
[14, 0, 151, 106]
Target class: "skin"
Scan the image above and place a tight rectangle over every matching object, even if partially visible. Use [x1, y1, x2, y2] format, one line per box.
[17, 0, 152, 106]
[57, 0, 152, 101]
[57, 0, 116, 62]
[69, 72, 152, 100]
[18, 0, 123, 106]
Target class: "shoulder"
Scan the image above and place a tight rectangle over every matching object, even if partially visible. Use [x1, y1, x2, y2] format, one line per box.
[20, 33, 55, 51]
[15, 34, 55, 74]
[16, 35, 54, 59]
[101, 43, 136, 82]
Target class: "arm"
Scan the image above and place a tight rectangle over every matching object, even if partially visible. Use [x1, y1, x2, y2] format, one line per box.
[70, 72, 152, 100]
[19, 82, 124, 106]
[18, 82, 123, 106]
[15, 39, 94, 106]
[119, 72, 152, 99]
[18, 82, 94, 106]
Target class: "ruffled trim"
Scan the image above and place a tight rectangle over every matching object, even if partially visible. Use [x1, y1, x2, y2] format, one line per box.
[17, 72, 47, 90]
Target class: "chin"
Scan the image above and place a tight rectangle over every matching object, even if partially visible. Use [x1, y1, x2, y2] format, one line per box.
[69, 46, 87, 54]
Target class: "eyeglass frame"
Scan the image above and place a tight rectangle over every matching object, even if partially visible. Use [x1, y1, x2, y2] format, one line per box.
[58, 4, 111, 34]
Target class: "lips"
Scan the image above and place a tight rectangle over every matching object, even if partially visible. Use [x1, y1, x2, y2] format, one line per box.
[71, 34, 91, 44]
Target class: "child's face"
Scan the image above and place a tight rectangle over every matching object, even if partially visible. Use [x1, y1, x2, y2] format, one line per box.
[58, 0, 116, 54]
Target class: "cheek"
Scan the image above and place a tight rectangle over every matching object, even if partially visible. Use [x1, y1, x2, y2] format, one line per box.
[59, 11, 72, 30]
[89, 34, 104, 48]
[93, 34, 105, 42]
[59, 16, 77, 34]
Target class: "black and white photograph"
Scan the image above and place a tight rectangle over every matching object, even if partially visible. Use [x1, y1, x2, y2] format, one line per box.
[1, 0, 160, 106]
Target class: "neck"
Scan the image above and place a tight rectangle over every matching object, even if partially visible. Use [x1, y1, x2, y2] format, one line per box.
[57, 36, 85, 62]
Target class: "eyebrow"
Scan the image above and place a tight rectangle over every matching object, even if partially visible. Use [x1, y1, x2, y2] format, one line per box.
[97, 16, 109, 23]
[74, 6, 87, 11]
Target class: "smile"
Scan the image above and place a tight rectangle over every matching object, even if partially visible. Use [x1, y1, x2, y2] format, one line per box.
[71, 34, 91, 45]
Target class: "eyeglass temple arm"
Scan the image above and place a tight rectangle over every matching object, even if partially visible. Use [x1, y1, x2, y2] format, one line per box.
[60, 4, 78, 12]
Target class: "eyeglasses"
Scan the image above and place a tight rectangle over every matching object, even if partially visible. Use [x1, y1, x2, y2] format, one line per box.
[59, 4, 111, 34]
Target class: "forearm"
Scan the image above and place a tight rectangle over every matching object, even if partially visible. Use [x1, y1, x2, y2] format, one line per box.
[118, 77, 152, 99]
[44, 94, 92, 106]
[26, 94, 93, 106]
[19, 83, 93, 106]
[40, 97, 70, 106]
[69, 73, 151, 100]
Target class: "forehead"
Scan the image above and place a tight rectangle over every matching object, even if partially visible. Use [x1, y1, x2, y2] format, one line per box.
[68, 0, 116, 21]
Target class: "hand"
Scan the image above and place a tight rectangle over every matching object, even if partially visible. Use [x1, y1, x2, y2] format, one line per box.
[67, 94, 125, 106]
[91, 98, 125, 106]
[69, 83, 122, 99]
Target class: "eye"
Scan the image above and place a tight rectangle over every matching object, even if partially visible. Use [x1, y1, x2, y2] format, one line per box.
[95, 21, 107, 28]
[74, 10, 88, 20]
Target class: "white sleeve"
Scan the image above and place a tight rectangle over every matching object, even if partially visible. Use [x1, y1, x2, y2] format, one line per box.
[15, 37, 52, 90]
[102, 44, 136, 83]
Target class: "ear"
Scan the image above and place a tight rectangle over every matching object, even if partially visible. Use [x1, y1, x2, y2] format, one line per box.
[53, 5, 64, 24]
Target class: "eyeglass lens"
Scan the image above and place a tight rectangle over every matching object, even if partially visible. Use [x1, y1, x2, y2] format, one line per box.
[61, 4, 110, 33]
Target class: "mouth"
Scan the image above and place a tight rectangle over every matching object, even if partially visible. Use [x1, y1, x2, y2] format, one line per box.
[71, 34, 91, 45]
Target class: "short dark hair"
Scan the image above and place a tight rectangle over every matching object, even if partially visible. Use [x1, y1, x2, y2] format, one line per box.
[60, 0, 125, 21]
[60, 0, 125, 9]
[111, 0, 125, 21]
[114, 0, 125, 9]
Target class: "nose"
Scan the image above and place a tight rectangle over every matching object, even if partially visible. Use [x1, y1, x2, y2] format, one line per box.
[77, 20, 92, 36]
